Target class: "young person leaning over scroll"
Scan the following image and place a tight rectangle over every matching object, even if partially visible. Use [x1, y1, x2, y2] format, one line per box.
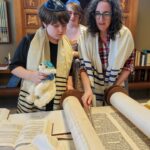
[9, 0, 73, 113]
[78, 0, 135, 108]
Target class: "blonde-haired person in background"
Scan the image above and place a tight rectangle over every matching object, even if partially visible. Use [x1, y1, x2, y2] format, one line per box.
[66, 0, 86, 90]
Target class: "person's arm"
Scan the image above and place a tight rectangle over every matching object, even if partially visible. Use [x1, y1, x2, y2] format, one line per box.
[73, 51, 79, 58]
[11, 66, 47, 84]
[80, 70, 93, 108]
[67, 75, 74, 90]
[9, 34, 35, 71]
[66, 62, 74, 90]
[10, 34, 46, 84]
[115, 69, 130, 86]
[115, 49, 135, 85]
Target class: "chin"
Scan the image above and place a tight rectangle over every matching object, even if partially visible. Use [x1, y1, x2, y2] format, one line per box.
[98, 27, 107, 33]
[55, 35, 62, 39]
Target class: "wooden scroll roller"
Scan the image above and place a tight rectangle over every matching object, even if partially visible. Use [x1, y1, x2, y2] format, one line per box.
[60, 90, 84, 108]
[105, 85, 128, 105]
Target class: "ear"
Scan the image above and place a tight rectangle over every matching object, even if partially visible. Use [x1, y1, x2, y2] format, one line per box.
[42, 22, 47, 28]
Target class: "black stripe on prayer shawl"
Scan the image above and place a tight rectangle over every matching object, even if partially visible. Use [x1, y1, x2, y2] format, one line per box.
[56, 85, 66, 88]
[88, 74, 94, 77]
[56, 81, 66, 84]
[18, 101, 34, 110]
[56, 78, 67, 85]
[94, 75, 104, 82]
[94, 94, 104, 101]
[19, 98, 33, 106]
[85, 67, 93, 71]
[92, 66, 103, 75]
[19, 94, 26, 98]
[17, 106, 28, 113]
[111, 69, 121, 72]
[18, 103, 32, 111]
[94, 93, 104, 97]
[94, 81, 104, 86]
[106, 69, 120, 72]
[80, 60, 91, 64]
[53, 103, 60, 105]
[55, 93, 64, 97]
[93, 74, 104, 81]
[56, 76, 67, 80]
[19, 96, 46, 110]
[105, 79, 116, 84]
[20, 89, 29, 94]
[110, 74, 118, 78]
[109, 79, 117, 83]
[56, 89, 66, 92]
[87, 73, 104, 85]
[80, 64, 85, 68]
[54, 98, 61, 101]
[17, 101, 45, 113]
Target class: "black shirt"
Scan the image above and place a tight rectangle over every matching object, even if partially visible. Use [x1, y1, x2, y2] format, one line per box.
[10, 34, 72, 74]
[10, 34, 73, 111]
[10, 34, 58, 70]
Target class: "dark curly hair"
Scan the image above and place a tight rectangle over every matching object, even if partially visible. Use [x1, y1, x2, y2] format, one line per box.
[86, 0, 122, 40]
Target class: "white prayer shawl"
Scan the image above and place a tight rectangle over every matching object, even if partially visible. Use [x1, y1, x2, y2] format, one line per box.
[78, 25, 134, 101]
[18, 28, 73, 113]
[79, 24, 87, 35]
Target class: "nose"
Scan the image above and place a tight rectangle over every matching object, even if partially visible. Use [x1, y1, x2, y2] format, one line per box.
[70, 13, 75, 19]
[98, 15, 105, 21]
[58, 25, 66, 34]
[58, 26, 63, 33]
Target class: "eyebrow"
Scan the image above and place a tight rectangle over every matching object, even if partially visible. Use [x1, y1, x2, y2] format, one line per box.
[95, 11, 111, 13]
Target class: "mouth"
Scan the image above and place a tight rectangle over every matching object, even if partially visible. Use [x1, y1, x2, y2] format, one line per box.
[99, 22, 105, 25]
[56, 34, 63, 38]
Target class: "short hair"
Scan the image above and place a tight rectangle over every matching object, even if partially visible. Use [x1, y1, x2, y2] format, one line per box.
[86, 0, 122, 40]
[66, 2, 83, 20]
[38, 4, 70, 25]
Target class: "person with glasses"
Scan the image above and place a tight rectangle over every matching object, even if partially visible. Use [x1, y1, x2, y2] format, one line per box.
[9, 0, 73, 113]
[78, 0, 134, 108]
[65, 0, 87, 90]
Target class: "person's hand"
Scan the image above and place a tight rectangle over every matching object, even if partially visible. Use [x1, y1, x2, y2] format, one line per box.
[81, 89, 93, 108]
[73, 51, 79, 58]
[29, 71, 47, 84]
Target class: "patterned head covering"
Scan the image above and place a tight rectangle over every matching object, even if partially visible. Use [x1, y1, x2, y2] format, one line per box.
[66, 0, 80, 6]
[44, 0, 66, 11]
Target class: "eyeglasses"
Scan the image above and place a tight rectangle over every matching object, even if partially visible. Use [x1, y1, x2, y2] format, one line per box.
[95, 11, 112, 19]
[67, 11, 79, 17]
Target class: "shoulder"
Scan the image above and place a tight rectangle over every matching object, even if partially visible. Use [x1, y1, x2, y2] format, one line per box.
[79, 24, 87, 31]
[25, 33, 35, 42]
[80, 28, 98, 41]
[119, 25, 132, 37]
[18, 33, 35, 47]
[79, 24, 87, 36]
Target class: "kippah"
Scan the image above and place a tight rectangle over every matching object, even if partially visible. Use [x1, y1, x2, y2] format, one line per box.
[44, 0, 66, 12]
[66, 0, 80, 6]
